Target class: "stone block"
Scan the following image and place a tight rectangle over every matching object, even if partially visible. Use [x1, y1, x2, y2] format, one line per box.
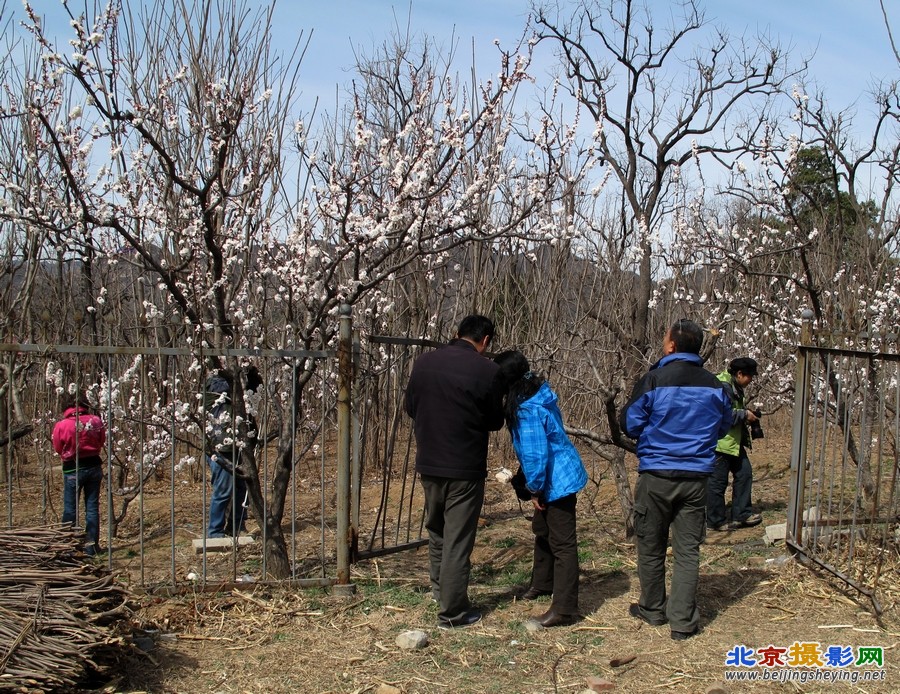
[192, 535, 255, 553]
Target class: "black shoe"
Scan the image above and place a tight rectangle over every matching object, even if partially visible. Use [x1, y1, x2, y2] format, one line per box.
[629, 603, 667, 626]
[438, 609, 482, 630]
[535, 608, 579, 627]
[521, 586, 552, 600]
[671, 627, 699, 641]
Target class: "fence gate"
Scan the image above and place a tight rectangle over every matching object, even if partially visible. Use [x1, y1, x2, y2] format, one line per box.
[787, 311, 900, 614]
[350, 335, 441, 562]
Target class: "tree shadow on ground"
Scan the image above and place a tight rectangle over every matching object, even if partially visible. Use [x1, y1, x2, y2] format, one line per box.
[699, 567, 770, 627]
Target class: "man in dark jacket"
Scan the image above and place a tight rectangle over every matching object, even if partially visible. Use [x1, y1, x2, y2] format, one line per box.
[619, 319, 732, 640]
[405, 315, 504, 629]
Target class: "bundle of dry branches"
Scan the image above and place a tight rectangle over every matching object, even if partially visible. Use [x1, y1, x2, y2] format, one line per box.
[0, 526, 131, 692]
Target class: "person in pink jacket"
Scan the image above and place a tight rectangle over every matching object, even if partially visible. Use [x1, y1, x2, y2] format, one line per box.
[52, 394, 106, 556]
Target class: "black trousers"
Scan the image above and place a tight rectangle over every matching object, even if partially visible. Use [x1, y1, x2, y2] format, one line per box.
[530, 493, 579, 615]
[706, 452, 753, 526]
[421, 475, 485, 624]
[633, 472, 707, 633]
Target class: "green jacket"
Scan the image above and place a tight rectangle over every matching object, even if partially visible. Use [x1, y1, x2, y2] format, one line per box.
[715, 371, 750, 456]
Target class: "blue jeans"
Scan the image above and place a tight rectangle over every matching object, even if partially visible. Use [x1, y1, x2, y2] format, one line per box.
[62, 465, 103, 552]
[207, 455, 247, 538]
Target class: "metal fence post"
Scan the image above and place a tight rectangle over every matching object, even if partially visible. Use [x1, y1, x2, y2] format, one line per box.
[334, 304, 355, 594]
[350, 326, 361, 562]
[787, 308, 815, 548]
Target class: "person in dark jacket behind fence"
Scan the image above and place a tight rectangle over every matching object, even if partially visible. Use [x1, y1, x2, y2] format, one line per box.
[494, 350, 587, 628]
[52, 393, 106, 556]
[404, 315, 505, 629]
[204, 370, 247, 539]
[619, 319, 732, 641]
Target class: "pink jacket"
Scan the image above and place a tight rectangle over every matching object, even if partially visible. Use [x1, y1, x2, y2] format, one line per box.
[52, 407, 106, 464]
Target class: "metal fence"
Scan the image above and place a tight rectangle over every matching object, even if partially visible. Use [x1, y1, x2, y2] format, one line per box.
[0, 336, 343, 590]
[0, 307, 465, 591]
[787, 311, 900, 614]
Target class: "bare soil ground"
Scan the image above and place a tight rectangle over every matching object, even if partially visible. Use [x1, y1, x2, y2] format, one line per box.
[103, 428, 900, 694]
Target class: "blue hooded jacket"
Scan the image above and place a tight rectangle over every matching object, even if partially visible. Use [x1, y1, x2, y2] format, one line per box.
[619, 353, 732, 474]
[508, 382, 587, 503]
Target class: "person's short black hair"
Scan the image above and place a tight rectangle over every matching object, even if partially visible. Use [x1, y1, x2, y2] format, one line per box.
[668, 318, 704, 354]
[60, 392, 91, 412]
[728, 357, 758, 376]
[457, 314, 495, 343]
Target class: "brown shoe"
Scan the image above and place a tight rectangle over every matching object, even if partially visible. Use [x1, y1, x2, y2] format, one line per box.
[521, 586, 552, 600]
[536, 608, 578, 627]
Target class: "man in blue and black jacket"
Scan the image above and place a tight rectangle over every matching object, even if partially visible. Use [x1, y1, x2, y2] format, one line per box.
[619, 319, 732, 641]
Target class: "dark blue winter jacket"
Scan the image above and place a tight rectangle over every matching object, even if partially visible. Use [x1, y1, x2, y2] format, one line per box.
[619, 353, 732, 474]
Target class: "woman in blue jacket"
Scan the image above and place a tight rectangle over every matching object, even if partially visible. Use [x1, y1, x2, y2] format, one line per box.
[495, 351, 588, 627]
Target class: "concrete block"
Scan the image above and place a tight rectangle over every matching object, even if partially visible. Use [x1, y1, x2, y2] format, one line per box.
[764, 523, 786, 546]
[192, 535, 255, 553]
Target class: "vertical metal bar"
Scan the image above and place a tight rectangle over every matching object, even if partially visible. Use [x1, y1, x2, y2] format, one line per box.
[105, 353, 113, 571]
[350, 326, 361, 564]
[169, 354, 177, 585]
[200, 347, 208, 585]
[260, 357, 270, 581]
[335, 304, 352, 588]
[290, 358, 298, 580]
[319, 363, 326, 576]
[230, 371, 237, 583]
[73, 352, 81, 537]
[5, 350, 12, 527]
[787, 310, 815, 544]
[138, 356, 146, 586]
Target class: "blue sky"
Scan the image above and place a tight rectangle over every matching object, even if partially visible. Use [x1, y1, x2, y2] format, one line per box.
[273, 0, 898, 118]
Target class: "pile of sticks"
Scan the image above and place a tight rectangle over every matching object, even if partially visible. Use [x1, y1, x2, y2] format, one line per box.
[0, 526, 130, 692]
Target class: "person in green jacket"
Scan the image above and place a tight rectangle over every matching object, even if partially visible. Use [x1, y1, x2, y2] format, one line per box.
[707, 357, 763, 531]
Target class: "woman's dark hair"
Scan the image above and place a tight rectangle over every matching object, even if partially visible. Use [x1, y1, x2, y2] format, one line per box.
[493, 350, 544, 428]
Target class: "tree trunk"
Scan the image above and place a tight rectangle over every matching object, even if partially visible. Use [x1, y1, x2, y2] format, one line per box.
[243, 437, 294, 580]
[261, 518, 291, 579]
[609, 448, 635, 540]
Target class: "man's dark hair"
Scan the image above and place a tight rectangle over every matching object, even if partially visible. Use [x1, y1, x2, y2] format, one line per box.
[669, 318, 704, 354]
[60, 392, 92, 412]
[728, 357, 758, 376]
[457, 314, 495, 343]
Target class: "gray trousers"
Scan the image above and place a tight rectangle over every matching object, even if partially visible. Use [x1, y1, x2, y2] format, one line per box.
[421, 475, 485, 624]
[633, 472, 707, 633]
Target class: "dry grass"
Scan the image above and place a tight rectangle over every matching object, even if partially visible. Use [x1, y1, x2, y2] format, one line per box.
[108, 440, 900, 694]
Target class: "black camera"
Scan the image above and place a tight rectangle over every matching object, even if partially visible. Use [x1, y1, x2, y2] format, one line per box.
[749, 409, 764, 439]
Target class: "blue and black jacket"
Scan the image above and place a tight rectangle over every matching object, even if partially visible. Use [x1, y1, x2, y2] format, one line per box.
[507, 382, 587, 503]
[619, 353, 733, 475]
